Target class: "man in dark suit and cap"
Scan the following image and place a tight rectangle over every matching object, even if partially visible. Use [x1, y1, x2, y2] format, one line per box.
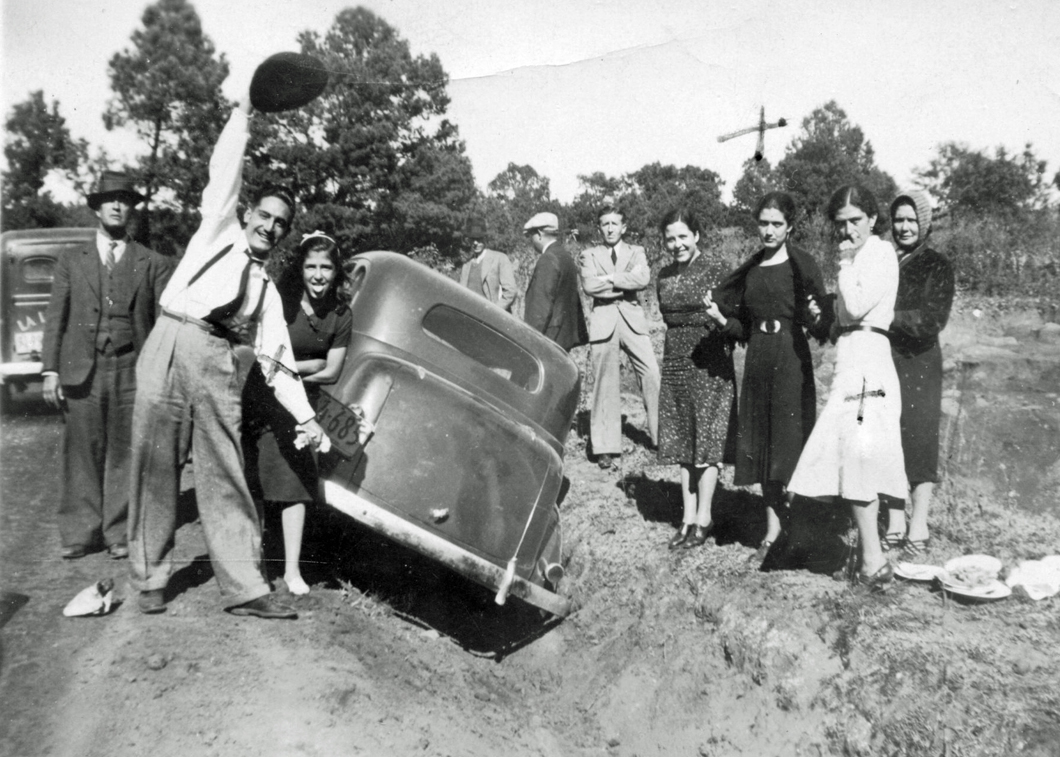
[522, 211, 587, 351]
[41, 171, 173, 559]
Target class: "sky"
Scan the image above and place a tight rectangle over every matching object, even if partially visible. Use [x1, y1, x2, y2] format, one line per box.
[3, 0, 1060, 205]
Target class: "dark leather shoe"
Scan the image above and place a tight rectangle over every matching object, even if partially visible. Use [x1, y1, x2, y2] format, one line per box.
[137, 589, 166, 614]
[682, 524, 713, 549]
[597, 454, 614, 469]
[858, 562, 895, 591]
[668, 524, 693, 550]
[108, 544, 129, 560]
[61, 545, 89, 560]
[227, 596, 298, 620]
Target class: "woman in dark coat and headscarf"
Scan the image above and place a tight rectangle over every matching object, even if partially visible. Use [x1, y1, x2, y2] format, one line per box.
[706, 192, 833, 565]
[880, 189, 954, 561]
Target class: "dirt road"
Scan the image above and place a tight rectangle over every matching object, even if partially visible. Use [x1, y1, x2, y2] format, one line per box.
[2, 305, 1059, 756]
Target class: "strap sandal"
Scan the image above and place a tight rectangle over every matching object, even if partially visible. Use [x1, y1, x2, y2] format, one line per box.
[881, 532, 905, 552]
[898, 537, 930, 562]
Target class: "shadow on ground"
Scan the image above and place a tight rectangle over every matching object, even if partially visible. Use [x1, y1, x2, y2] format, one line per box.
[262, 506, 559, 660]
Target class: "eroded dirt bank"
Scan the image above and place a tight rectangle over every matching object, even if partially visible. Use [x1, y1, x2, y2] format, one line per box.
[2, 303, 1058, 757]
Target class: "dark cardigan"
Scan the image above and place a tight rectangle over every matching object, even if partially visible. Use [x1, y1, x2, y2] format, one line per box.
[889, 244, 955, 356]
[713, 244, 834, 344]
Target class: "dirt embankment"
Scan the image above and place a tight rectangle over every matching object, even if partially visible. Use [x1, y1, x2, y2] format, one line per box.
[1, 301, 1058, 757]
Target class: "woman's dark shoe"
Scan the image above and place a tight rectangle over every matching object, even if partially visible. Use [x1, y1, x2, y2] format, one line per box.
[597, 453, 614, 469]
[682, 524, 713, 549]
[858, 562, 895, 591]
[747, 540, 774, 565]
[668, 524, 693, 550]
[61, 545, 89, 560]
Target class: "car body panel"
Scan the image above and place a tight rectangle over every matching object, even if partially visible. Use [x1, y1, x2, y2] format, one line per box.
[0, 228, 95, 388]
[318, 251, 580, 616]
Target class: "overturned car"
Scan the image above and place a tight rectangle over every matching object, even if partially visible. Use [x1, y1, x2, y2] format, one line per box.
[316, 251, 580, 617]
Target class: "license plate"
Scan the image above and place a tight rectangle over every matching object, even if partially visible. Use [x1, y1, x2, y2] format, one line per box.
[315, 391, 366, 459]
[14, 331, 43, 355]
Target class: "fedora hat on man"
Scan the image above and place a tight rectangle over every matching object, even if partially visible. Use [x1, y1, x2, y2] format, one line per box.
[465, 218, 488, 240]
[87, 171, 146, 210]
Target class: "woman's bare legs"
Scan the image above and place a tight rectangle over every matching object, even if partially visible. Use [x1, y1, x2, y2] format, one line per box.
[906, 482, 933, 542]
[852, 498, 887, 576]
[763, 481, 785, 544]
[281, 503, 310, 595]
[692, 464, 718, 528]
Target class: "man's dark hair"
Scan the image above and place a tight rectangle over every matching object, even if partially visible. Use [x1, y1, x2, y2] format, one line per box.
[597, 201, 625, 222]
[249, 183, 297, 218]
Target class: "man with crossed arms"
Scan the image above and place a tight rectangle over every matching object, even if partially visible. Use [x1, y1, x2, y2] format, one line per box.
[580, 201, 660, 469]
[128, 75, 327, 619]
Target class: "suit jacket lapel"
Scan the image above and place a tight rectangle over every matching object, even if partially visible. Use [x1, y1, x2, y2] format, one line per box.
[596, 245, 614, 274]
[126, 242, 149, 300]
[79, 243, 102, 299]
[614, 241, 629, 272]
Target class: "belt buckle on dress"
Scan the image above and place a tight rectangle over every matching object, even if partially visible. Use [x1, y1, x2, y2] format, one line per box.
[758, 319, 781, 334]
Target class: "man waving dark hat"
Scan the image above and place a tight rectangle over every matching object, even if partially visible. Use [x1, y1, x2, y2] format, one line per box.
[41, 171, 173, 560]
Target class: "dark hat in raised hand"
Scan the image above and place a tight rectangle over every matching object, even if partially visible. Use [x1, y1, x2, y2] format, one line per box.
[87, 172, 146, 210]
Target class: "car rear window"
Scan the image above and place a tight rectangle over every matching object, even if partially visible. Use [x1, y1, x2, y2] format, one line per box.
[422, 304, 541, 392]
[21, 256, 55, 283]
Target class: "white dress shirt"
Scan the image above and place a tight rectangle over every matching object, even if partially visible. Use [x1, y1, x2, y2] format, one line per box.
[160, 108, 314, 424]
[96, 232, 127, 267]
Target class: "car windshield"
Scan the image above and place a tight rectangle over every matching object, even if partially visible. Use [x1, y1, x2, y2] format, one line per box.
[422, 304, 541, 392]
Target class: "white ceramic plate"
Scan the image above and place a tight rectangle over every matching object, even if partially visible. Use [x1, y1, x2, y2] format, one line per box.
[941, 579, 1012, 601]
[894, 562, 947, 582]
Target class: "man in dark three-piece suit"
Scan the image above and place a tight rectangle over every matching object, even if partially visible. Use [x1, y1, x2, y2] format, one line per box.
[522, 211, 587, 352]
[41, 172, 173, 560]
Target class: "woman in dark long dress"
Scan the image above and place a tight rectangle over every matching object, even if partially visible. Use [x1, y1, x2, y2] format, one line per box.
[656, 208, 737, 550]
[243, 232, 352, 595]
[707, 192, 832, 565]
[880, 189, 954, 560]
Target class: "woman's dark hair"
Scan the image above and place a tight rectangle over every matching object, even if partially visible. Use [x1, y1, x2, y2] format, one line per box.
[279, 233, 348, 311]
[753, 191, 797, 226]
[657, 207, 702, 237]
[826, 185, 879, 226]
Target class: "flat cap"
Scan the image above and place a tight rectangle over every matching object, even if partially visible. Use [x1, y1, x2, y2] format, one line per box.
[522, 212, 559, 234]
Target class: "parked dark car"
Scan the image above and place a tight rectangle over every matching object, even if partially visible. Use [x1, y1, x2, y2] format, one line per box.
[317, 251, 581, 617]
[0, 228, 95, 407]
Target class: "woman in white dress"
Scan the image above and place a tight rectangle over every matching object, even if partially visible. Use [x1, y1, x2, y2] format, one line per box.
[787, 185, 907, 589]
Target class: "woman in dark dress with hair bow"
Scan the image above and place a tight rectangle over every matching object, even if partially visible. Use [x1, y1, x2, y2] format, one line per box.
[880, 189, 954, 561]
[243, 231, 352, 595]
[707, 192, 832, 566]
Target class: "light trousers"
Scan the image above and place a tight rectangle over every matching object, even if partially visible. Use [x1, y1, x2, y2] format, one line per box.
[589, 318, 660, 455]
[127, 317, 271, 607]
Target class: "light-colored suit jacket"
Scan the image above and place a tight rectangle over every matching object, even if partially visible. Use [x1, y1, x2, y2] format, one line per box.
[579, 240, 650, 341]
[458, 248, 516, 312]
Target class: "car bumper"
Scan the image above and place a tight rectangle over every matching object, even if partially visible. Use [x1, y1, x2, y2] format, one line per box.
[323, 480, 571, 617]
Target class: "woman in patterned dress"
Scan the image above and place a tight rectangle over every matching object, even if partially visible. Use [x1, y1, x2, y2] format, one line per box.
[708, 192, 833, 566]
[243, 232, 352, 595]
[655, 208, 738, 549]
[787, 186, 907, 589]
